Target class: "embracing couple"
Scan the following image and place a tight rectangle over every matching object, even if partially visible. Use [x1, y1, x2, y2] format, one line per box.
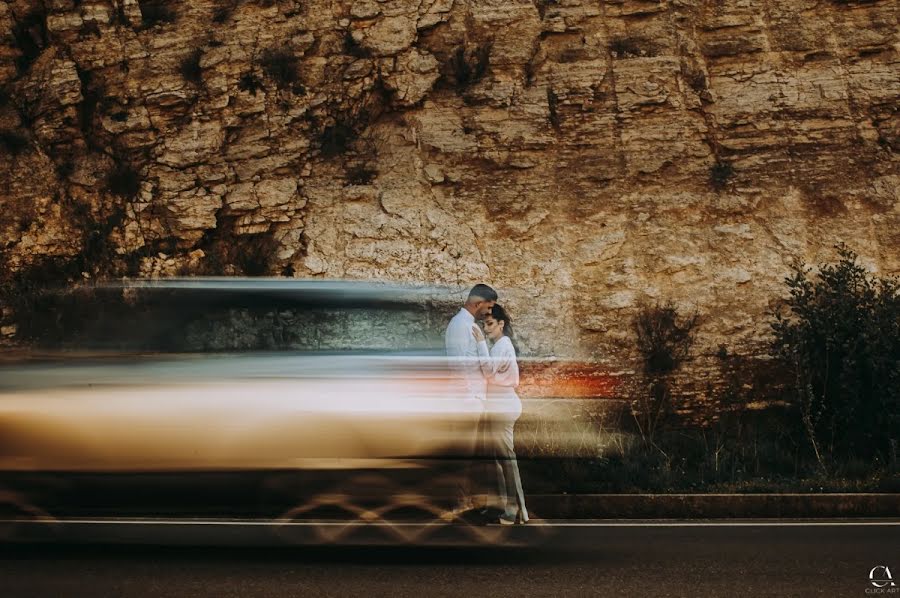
[445, 284, 528, 525]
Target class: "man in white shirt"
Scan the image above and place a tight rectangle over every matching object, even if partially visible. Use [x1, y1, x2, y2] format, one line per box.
[444, 283, 497, 514]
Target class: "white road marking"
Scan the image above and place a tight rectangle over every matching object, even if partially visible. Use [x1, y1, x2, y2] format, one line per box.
[1, 519, 897, 527]
[540, 521, 900, 527]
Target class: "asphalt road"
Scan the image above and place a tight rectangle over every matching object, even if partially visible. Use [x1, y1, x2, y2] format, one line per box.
[1, 521, 897, 597]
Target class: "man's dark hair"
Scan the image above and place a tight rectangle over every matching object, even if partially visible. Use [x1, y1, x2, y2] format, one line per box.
[467, 283, 498, 303]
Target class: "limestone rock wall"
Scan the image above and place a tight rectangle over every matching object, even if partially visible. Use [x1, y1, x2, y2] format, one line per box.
[1, 0, 898, 371]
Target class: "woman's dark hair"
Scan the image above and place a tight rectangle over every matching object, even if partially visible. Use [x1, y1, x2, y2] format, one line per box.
[490, 303, 518, 352]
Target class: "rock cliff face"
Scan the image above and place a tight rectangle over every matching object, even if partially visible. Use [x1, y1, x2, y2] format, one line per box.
[0, 0, 897, 374]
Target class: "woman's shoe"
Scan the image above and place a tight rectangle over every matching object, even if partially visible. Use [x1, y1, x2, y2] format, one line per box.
[498, 510, 526, 525]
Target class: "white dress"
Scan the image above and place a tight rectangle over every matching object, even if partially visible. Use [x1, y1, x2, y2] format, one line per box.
[475, 335, 528, 522]
[476, 336, 521, 419]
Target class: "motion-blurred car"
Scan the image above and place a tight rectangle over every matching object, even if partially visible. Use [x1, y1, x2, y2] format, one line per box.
[0, 279, 540, 546]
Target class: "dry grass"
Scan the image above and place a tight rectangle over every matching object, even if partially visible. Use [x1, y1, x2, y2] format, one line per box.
[516, 398, 630, 459]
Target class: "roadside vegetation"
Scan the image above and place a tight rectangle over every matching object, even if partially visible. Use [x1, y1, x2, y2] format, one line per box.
[518, 246, 899, 493]
[2, 244, 896, 493]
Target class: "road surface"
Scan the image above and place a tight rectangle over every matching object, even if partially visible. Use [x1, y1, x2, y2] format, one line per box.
[1, 520, 897, 597]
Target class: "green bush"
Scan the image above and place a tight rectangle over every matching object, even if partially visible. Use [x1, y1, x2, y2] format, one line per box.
[318, 122, 356, 157]
[138, 0, 176, 29]
[517, 406, 897, 494]
[11, 10, 47, 74]
[448, 44, 491, 91]
[179, 49, 204, 83]
[238, 72, 263, 95]
[632, 302, 698, 450]
[343, 30, 371, 59]
[534, 0, 559, 20]
[635, 302, 697, 375]
[0, 130, 29, 155]
[345, 164, 377, 185]
[212, 1, 236, 24]
[547, 87, 560, 130]
[771, 245, 900, 470]
[709, 160, 735, 191]
[107, 162, 141, 198]
[259, 48, 299, 89]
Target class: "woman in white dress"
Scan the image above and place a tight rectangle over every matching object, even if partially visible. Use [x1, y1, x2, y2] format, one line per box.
[472, 304, 528, 525]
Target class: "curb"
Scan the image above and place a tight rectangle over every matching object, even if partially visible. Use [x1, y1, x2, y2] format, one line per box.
[526, 493, 900, 519]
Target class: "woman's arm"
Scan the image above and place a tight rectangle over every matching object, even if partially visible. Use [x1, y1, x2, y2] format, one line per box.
[472, 326, 518, 386]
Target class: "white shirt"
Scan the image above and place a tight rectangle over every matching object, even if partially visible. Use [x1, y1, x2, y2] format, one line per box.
[445, 308, 487, 400]
[475, 335, 519, 388]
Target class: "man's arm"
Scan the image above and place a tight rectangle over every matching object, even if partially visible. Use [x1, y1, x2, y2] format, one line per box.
[446, 322, 483, 400]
